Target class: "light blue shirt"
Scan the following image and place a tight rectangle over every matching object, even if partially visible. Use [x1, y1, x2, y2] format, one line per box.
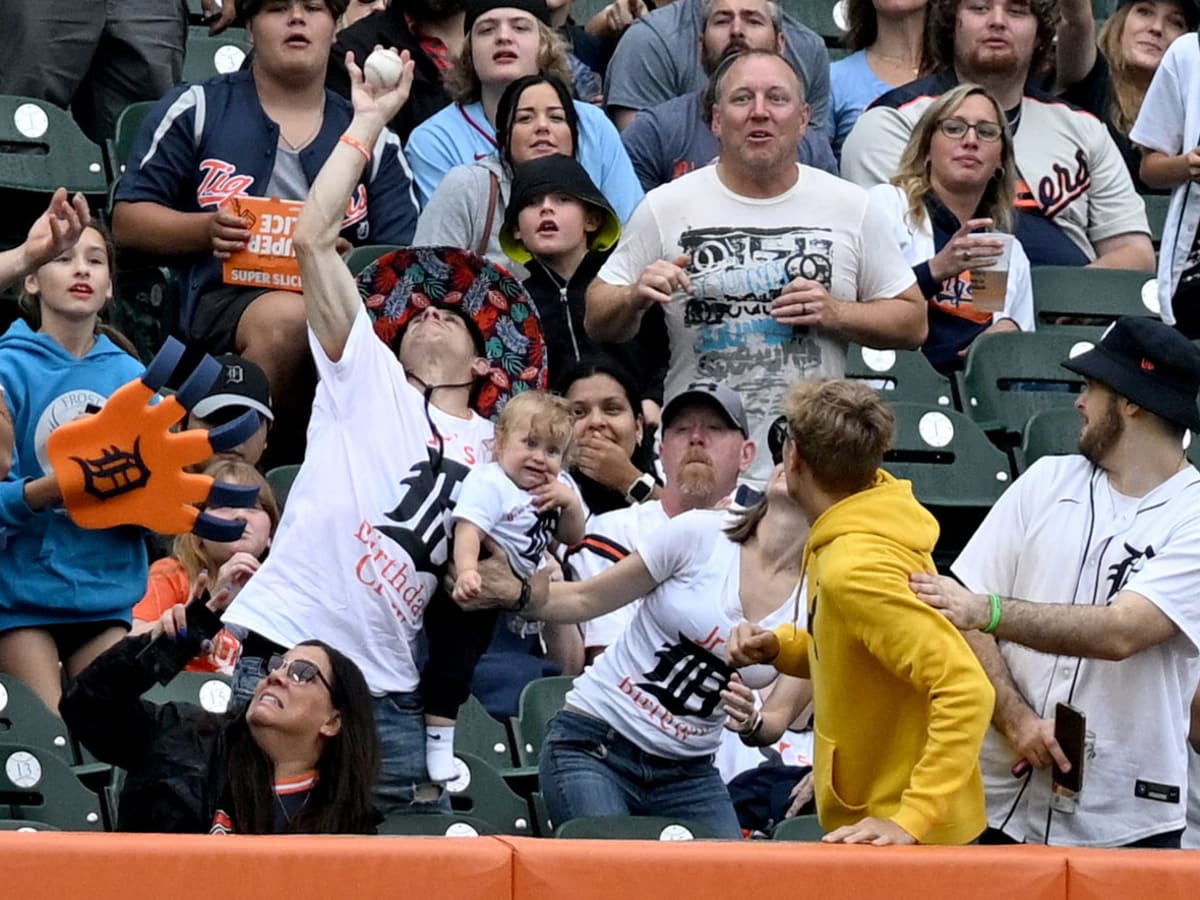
[405, 100, 644, 222]
[831, 50, 891, 161]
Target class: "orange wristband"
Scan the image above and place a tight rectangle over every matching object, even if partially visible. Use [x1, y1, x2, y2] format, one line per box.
[339, 133, 372, 163]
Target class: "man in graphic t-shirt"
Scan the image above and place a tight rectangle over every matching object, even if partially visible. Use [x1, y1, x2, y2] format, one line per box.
[588, 50, 923, 485]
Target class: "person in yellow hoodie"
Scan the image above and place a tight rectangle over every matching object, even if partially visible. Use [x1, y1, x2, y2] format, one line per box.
[728, 378, 994, 845]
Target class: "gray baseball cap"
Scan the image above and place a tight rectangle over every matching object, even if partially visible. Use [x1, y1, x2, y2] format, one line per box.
[661, 380, 749, 437]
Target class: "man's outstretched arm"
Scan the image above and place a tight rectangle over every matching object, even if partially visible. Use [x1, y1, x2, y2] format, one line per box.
[293, 49, 415, 362]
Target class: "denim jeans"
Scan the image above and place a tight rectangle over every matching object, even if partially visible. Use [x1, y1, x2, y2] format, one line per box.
[539, 709, 742, 838]
[231, 632, 447, 816]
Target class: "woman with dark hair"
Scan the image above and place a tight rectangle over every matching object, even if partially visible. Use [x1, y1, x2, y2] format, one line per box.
[413, 73, 580, 270]
[830, 0, 928, 158]
[61, 588, 380, 834]
[868, 83, 1034, 372]
[557, 355, 660, 516]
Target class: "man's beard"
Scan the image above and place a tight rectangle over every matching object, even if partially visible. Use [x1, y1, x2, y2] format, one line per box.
[962, 45, 1022, 78]
[1079, 398, 1123, 466]
[701, 37, 751, 76]
[408, 0, 466, 22]
[675, 449, 718, 501]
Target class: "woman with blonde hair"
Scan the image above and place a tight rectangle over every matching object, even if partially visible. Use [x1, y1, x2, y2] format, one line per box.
[133, 459, 280, 674]
[1064, 0, 1195, 190]
[867, 83, 1034, 373]
[404, 0, 641, 218]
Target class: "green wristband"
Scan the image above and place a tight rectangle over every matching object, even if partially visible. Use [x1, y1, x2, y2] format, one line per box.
[982, 593, 1003, 634]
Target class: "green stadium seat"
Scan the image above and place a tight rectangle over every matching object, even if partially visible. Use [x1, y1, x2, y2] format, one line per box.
[0, 95, 108, 249]
[1018, 407, 1083, 472]
[457, 694, 517, 772]
[0, 818, 59, 831]
[771, 814, 825, 841]
[109, 265, 183, 363]
[265, 464, 301, 512]
[779, 0, 845, 44]
[182, 27, 251, 83]
[572, 0, 611, 27]
[444, 752, 534, 835]
[1030, 266, 1157, 332]
[1142, 193, 1170, 247]
[0, 675, 75, 769]
[957, 331, 1090, 439]
[882, 402, 1015, 566]
[844, 344, 957, 409]
[0, 744, 105, 831]
[510, 675, 573, 767]
[377, 812, 497, 836]
[345, 244, 402, 276]
[883, 402, 1013, 507]
[106, 100, 156, 185]
[530, 790, 554, 836]
[143, 671, 233, 714]
[554, 815, 721, 840]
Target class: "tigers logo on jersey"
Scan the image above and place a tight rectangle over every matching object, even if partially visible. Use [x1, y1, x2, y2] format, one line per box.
[197, 160, 255, 208]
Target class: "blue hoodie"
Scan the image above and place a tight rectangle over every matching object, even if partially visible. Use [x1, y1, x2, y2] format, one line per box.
[0, 321, 147, 629]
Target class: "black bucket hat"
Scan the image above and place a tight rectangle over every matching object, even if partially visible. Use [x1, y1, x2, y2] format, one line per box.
[500, 155, 621, 264]
[1061, 316, 1200, 432]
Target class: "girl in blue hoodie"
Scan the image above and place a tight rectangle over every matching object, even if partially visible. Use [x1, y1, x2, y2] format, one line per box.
[0, 222, 146, 710]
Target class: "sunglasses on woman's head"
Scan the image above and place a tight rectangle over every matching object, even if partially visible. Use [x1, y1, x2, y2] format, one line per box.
[937, 117, 1003, 143]
[266, 654, 334, 696]
[768, 415, 789, 466]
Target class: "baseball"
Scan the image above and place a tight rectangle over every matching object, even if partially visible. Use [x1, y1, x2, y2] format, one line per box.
[364, 48, 404, 90]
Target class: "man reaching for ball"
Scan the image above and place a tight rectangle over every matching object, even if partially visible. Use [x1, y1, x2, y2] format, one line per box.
[112, 0, 419, 467]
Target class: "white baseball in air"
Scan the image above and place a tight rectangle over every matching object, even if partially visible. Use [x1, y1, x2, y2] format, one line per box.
[364, 48, 404, 89]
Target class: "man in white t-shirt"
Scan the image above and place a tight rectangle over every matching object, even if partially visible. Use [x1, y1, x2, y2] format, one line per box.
[566, 381, 755, 658]
[911, 317, 1200, 848]
[587, 49, 924, 485]
[221, 56, 536, 814]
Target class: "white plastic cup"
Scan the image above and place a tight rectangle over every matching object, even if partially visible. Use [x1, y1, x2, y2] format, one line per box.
[970, 232, 1014, 313]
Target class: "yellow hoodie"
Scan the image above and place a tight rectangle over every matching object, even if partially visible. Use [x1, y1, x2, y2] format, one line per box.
[773, 470, 993, 844]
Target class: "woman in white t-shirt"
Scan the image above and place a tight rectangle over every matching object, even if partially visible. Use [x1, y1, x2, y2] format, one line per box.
[510, 464, 809, 838]
[867, 83, 1034, 374]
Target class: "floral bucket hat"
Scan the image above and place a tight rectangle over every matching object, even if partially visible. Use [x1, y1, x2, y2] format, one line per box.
[356, 246, 548, 420]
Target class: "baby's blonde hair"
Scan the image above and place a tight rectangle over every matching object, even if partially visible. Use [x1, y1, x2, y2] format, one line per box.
[495, 391, 575, 451]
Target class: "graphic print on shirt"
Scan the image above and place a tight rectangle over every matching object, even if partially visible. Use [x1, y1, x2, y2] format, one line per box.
[1013, 148, 1092, 222]
[517, 508, 560, 570]
[355, 450, 471, 622]
[196, 159, 369, 231]
[33, 388, 108, 474]
[1105, 542, 1156, 599]
[680, 226, 828, 443]
[635, 630, 733, 719]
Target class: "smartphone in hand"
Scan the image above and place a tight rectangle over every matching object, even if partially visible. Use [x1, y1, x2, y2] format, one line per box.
[1052, 702, 1086, 797]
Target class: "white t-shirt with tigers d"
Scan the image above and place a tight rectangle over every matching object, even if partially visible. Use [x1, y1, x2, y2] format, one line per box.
[565, 508, 795, 758]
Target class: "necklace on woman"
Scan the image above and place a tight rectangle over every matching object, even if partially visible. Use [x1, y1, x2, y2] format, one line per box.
[867, 47, 920, 76]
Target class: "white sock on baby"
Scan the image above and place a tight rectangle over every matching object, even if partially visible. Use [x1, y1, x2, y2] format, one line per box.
[425, 725, 458, 783]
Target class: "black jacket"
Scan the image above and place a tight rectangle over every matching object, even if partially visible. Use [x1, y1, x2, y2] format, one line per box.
[61, 628, 235, 833]
[524, 250, 668, 403]
[328, 8, 453, 142]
